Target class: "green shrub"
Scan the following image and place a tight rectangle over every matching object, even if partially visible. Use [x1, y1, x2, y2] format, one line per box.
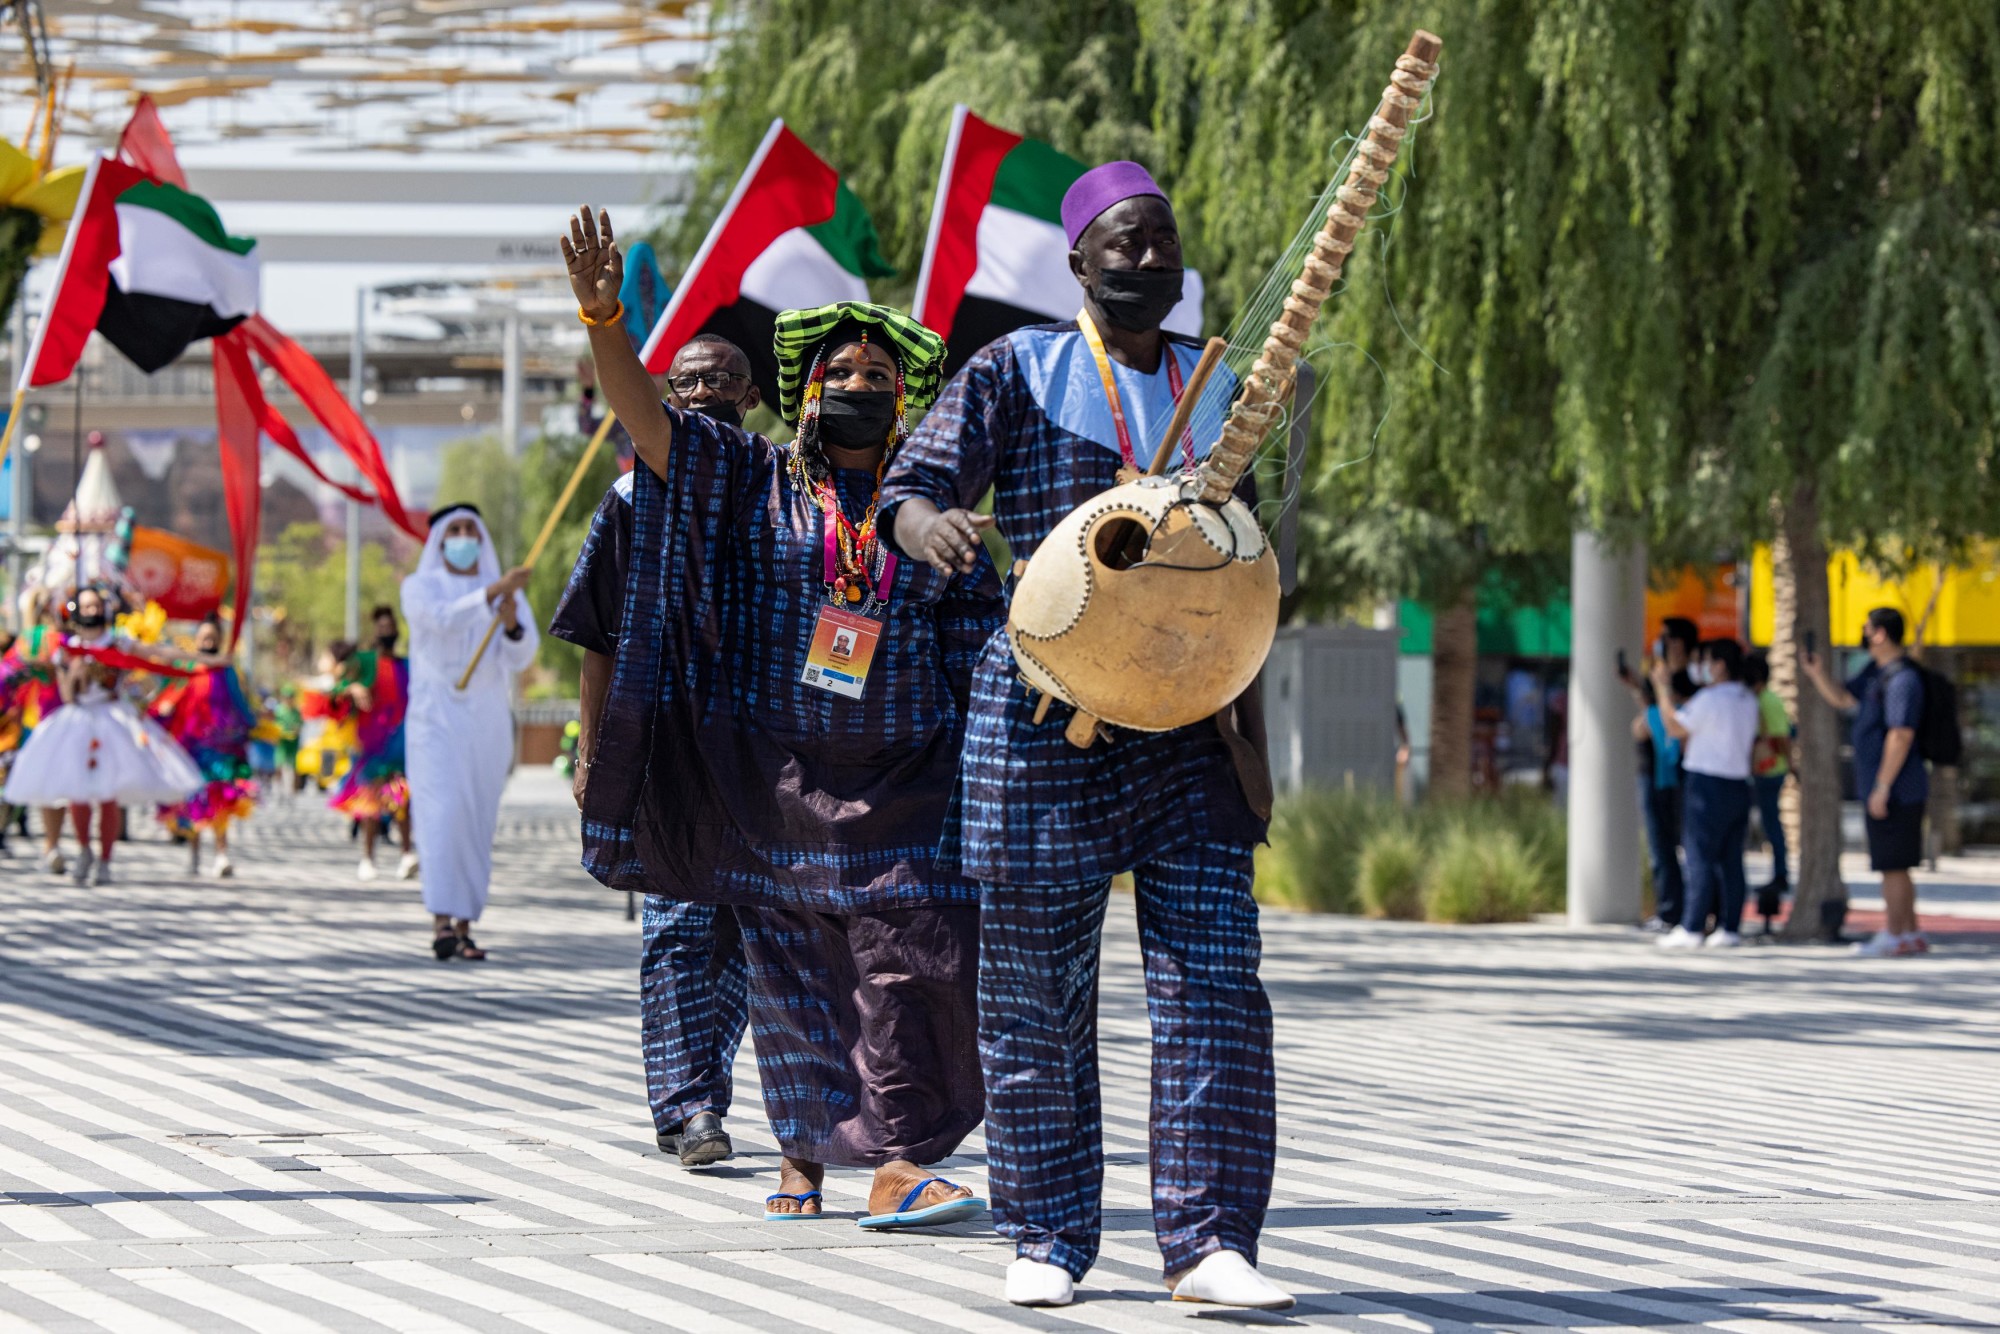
[1423, 825, 1542, 924]
[1258, 785, 1566, 920]
[1358, 827, 1427, 920]
[1256, 788, 1394, 914]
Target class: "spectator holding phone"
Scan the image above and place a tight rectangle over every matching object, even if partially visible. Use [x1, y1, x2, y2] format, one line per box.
[1800, 607, 1929, 957]
[1651, 638, 1761, 949]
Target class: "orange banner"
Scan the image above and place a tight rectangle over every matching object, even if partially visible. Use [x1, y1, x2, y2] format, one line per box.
[124, 526, 232, 621]
[1645, 565, 1742, 647]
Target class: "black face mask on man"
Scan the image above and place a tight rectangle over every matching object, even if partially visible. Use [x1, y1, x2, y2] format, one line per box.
[1089, 266, 1185, 332]
[692, 397, 743, 428]
[73, 611, 106, 630]
[816, 388, 897, 449]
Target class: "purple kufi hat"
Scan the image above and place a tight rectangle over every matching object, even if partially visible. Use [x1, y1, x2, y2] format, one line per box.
[1060, 161, 1169, 249]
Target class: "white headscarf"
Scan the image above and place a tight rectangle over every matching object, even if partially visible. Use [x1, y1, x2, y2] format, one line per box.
[417, 504, 501, 583]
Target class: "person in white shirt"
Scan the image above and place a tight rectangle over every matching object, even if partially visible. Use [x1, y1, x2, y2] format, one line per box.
[1649, 638, 1760, 950]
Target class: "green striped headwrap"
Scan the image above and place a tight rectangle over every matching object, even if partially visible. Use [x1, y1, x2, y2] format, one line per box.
[772, 301, 947, 425]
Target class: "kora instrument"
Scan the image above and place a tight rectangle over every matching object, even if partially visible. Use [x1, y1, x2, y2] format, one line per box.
[1009, 30, 1443, 748]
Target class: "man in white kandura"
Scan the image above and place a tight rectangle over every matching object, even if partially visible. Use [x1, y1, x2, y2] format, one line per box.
[402, 504, 537, 962]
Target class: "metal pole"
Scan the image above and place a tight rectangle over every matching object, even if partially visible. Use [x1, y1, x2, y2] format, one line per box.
[500, 306, 521, 457]
[70, 366, 82, 603]
[1566, 532, 1648, 926]
[346, 286, 365, 641]
[8, 295, 28, 624]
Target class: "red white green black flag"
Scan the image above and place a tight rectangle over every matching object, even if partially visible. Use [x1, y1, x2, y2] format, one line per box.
[639, 119, 894, 405]
[913, 106, 1204, 374]
[18, 153, 261, 391]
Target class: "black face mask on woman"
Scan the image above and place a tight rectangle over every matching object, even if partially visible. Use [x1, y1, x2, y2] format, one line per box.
[73, 611, 106, 630]
[1090, 266, 1185, 332]
[816, 388, 898, 449]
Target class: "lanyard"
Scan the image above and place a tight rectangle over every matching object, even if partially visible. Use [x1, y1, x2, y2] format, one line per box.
[1077, 309, 1189, 473]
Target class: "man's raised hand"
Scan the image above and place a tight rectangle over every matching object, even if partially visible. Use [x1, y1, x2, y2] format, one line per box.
[562, 206, 624, 323]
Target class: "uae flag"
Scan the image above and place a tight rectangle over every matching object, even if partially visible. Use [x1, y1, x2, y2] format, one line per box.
[913, 107, 1205, 375]
[640, 120, 893, 408]
[19, 154, 260, 389]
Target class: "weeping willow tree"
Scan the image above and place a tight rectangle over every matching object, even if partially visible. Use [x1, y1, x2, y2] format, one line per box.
[1290, 0, 2000, 925]
[677, 1, 2000, 856]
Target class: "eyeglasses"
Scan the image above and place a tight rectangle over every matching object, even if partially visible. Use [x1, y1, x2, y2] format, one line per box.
[667, 371, 749, 395]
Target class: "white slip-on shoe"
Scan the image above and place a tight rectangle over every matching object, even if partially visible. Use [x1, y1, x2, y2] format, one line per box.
[1171, 1249, 1295, 1310]
[1656, 925, 1703, 950]
[214, 853, 235, 879]
[1701, 929, 1742, 949]
[41, 847, 65, 876]
[71, 847, 94, 885]
[90, 860, 112, 887]
[397, 852, 419, 880]
[1005, 1258, 1074, 1307]
[357, 858, 378, 883]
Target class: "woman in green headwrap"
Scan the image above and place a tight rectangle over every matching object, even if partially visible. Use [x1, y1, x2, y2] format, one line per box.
[562, 206, 1007, 1230]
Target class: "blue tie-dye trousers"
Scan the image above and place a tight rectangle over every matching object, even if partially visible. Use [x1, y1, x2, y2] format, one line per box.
[977, 840, 1275, 1280]
[639, 896, 749, 1135]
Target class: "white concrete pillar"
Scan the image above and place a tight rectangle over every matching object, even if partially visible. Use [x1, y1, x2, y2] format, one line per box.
[1567, 531, 1648, 926]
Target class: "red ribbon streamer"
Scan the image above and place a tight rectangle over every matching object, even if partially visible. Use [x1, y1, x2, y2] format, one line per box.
[237, 314, 427, 539]
[212, 332, 263, 652]
[60, 639, 196, 679]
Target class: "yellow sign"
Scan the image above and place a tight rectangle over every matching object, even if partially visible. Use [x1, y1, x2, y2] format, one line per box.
[1748, 545, 2000, 647]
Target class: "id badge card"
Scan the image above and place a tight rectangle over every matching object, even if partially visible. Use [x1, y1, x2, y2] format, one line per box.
[801, 604, 883, 699]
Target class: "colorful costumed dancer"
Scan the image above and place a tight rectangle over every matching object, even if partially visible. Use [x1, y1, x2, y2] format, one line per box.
[563, 207, 1006, 1227]
[881, 165, 1286, 1308]
[402, 505, 537, 960]
[551, 333, 763, 1169]
[152, 614, 258, 877]
[2, 586, 218, 885]
[2, 596, 76, 872]
[327, 636, 415, 882]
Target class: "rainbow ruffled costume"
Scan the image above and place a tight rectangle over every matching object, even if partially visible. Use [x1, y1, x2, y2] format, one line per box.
[0, 626, 68, 789]
[153, 664, 260, 834]
[328, 650, 409, 820]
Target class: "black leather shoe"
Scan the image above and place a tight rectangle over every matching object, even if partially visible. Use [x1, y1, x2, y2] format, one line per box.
[656, 1128, 681, 1156]
[678, 1111, 732, 1167]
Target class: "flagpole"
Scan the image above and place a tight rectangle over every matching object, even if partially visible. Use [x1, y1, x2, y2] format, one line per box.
[454, 408, 617, 692]
[911, 104, 969, 330]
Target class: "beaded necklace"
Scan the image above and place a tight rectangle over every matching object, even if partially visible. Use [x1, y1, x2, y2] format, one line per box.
[784, 333, 908, 610]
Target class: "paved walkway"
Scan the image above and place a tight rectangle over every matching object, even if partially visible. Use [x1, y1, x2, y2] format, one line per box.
[2, 773, 1997, 1331]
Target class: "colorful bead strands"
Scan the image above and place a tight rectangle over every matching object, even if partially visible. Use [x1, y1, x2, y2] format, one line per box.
[786, 343, 909, 611]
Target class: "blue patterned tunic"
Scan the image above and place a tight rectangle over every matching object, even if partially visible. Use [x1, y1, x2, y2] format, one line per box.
[879, 322, 1270, 886]
[576, 405, 1005, 912]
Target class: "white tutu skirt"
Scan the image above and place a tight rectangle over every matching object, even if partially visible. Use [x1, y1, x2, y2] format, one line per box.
[1, 698, 204, 807]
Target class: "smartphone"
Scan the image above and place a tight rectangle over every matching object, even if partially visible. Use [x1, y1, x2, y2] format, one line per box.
[1616, 648, 1630, 679]
[1804, 628, 1818, 657]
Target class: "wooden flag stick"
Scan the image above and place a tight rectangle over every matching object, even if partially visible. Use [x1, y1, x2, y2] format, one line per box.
[454, 407, 619, 691]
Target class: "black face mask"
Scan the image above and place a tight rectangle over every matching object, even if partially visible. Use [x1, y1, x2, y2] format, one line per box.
[1089, 266, 1185, 332]
[692, 398, 743, 428]
[73, 612, 106, 630]
[816, 388, 897, 449]
[376, 633, 398, 652]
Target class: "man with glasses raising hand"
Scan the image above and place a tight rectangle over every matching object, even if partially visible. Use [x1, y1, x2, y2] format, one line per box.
[551, 333, 761, 1171]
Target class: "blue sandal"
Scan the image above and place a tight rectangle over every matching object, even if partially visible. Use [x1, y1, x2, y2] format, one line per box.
[857, 1177, 986, 1230]
[764, 1190, 823, 1221]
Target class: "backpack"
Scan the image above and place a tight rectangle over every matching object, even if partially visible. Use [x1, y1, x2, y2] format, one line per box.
[1890, 659, 1963, 767]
